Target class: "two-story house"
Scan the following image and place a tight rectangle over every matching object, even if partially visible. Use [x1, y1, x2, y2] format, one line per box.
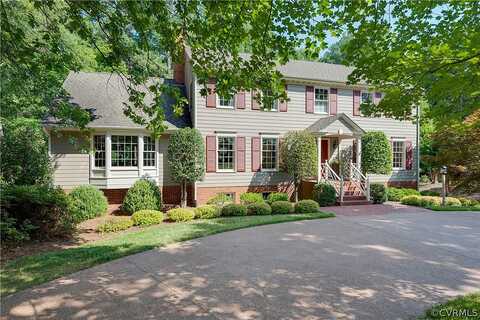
[45, 53, 418, 206]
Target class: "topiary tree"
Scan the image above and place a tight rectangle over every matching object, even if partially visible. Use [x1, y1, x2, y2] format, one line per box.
[1, 118, 52, 185]
[280, 131, 317, 202]
[167, 128, 205, 207]
[361, 131, 392, 175]
[122, 179, 162, 214]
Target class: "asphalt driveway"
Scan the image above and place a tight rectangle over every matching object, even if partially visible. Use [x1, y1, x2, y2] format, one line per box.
[2, 210, 480, 320]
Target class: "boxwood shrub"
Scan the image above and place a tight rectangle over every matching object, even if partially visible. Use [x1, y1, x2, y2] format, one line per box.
[387, 187, 420, 202]
[445, 197, 462, 207]
[457, 197, 479, 207]
[370, 184, 387, 204]
[167, 208, 195, 222]
[240, 192, 264, 205]
[68, 185, 108, 222]
[194, 205, 221, 219]
[361, 131, 392, 174]
[221, 203, 247, 216]
[206, 193, 233, 207]
[267, 192, 289, 204]
[97, 217, 133, 233]
[271, 201, 293, 214]
[131, 210, 164, 226]
[122, 179, 162, 214]
[420, 196, 442, 207]
[294, 199, 320, 213]
[313, 183, 336, 206]
[400, 195, 422, 206]
[247, 202, 272, 215]
[420, 190, 441, 197]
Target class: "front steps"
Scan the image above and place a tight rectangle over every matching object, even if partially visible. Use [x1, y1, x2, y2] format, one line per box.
[336, 181, 371, 206]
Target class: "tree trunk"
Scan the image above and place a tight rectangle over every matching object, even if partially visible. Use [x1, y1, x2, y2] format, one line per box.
[294, 181, 299, 202]
[180, 181, 187, 208]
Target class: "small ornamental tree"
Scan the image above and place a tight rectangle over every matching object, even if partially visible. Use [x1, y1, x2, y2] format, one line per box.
[280, 131, 317, 202]
[361, 131, 392, 175]
[167, 128, 205, 207]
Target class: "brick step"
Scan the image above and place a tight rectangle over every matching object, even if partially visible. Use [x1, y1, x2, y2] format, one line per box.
[342, 196, 367, 201]
[338, 200, 371, 206]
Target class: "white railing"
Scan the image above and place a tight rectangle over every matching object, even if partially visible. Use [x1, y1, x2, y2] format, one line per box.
[321, 162, 343, 201]
[344, 161, 370, 199]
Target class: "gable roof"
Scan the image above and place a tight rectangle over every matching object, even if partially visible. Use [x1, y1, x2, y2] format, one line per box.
[45, 72, 191, 130]
[278, 60, 357, 84]
[307, 113, 365, 136]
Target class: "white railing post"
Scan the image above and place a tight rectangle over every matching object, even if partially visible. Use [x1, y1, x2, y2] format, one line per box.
[340, 175, 344, 203]
[366, 177, 370, 202]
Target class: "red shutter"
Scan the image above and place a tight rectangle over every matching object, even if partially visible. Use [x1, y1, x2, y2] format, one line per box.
[235, 91, 245, 109]
[251, 137, 261, 172]
[329, 88, 338, 115]
[206, 80, 216, 108]
[305, 86, 314, 113]
[206, 136, 216, 172]
[405, 140, 413, 170]
[353, 90, 361, 116]
[251, 90, 260, 110]
[279, 85, 288, 112]
[374, 92, 382, 105]
[236, 136, 245, 172]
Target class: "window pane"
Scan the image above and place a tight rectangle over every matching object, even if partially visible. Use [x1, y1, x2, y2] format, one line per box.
[314, 88, 328, 113]
[94, 135, 106, 167]
[217, 136, 235, 170]
[219, 96, 234, 108]
[392, 141, 404, 169]
[111, 135, 138, 167]
[143, 136, 156, 167]
[262, 137, 277, 170]
[361, 92, 372, 104]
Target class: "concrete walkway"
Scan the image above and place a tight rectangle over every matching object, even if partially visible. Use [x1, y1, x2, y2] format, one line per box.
[2, 209, 479, 320]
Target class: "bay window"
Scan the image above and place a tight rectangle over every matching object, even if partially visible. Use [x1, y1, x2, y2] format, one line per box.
[261, 137, 278, 171]
[217, 136, 235, 171]
[314, 88, 329, 113]
[111, 135, 138, 167]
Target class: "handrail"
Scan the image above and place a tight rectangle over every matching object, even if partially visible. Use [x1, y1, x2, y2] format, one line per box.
[321, 162, 341, 196]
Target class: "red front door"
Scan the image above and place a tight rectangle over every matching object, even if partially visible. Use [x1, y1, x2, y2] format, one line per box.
[321, 139, 329, 164]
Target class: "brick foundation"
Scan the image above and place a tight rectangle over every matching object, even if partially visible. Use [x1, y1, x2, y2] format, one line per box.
[196, 184, 294, 205]
[101, 185, 193, 206]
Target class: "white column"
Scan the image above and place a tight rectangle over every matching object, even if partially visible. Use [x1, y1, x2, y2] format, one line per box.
[105, 133, 112, 179]
[138, 135, 144, 177]
[317, 136, 322, 182]
[356, 137, 361, 170]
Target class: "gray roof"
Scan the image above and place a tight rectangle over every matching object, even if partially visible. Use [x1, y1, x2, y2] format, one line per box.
[307, 113, 365, 135]
[278, 60, 356, 83]
[46, 72, 191, 130]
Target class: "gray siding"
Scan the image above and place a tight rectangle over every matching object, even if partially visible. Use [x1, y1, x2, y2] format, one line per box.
[195, 82, 417, 187]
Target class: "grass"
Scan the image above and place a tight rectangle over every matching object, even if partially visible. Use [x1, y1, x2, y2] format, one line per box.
[418, 292, 480, 319]
[428, 205, 480, 212]
[1, 212, 334, 296]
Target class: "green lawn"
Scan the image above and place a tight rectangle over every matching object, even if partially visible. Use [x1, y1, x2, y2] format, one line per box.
[428, 205, 480, 212]
[1, 212, 334, 296]
[418, 293, 480, 320]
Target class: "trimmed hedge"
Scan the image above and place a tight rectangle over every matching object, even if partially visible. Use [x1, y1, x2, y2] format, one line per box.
[97, 218, 133, 233]
[131, 210, 164, 226]
[387, 187, 420, 201]
[370, 184, 387, 204]
[194, 205, 221, 219]
[420, 190, 441, 197]
[295, 200, 320, 213]
[221, 204, 247, 216]
[271, 201, 293, 214]
[68, 185, 108, 222]
[457, 197, 479, 207]
[313, 183, 336, 206]
[122, 179, 162, 214]
[206, 193, 233, 207]
[247, 202, 272, 215]
[240, 192, 264, 205]
[167, 208, 195, 222]
[361, 131, 392, 174]
[401, 195, 464, 209]
[267, 192, 289, 204]
[400, 195, 422, 206]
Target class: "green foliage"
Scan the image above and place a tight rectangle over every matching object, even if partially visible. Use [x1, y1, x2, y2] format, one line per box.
[457, 197, 479, 207]
[0, 118, 52, 185]
[270, 201, 293, 215]
[321, 34, 352, 64]
[247, 203, 272, 216]
[0, 215, 36, 244]
[167, 128, 205, 207]
[295, 200, 320, 213]
[266, 192, 289, 204]
[419, 293, 480, 320]
[445, 197, 462, 207]
[361, 132, 392, 175]
[1, 185, 76, 240]
[206, 193, 234, 207]
[420, 190, 441, 197]
[400, 195, 422, 206]
[313, 183, 337, 207]
[240, 193, 264, 205]
[420, 196, 442, 207]
[167, 208, 195, 222]
[387, 187, 420, 202]
[194, 205, 221, 219]
[68, 186, 108, 223]
[370, 184, 387, 204]
[97, 218, 133, 233]
[122, 179, 162, 214]
[132, 210, 164, 226]
[280, 131, 317, 201]
[221, 204, 247, 217]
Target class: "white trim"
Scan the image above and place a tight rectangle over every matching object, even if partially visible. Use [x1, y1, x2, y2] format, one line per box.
[138, 135, 144, 176]
[391, 138, 406, 170]
[216, 95, 235, 109]
[216, 134, 236, 173]
[314, 86, 330, 114]
[260, 135, 279, 172]
[105, 133, 112, 178]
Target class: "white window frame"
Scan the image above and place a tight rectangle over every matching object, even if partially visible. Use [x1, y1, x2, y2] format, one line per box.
[217, 95, 235, 109]
[391, 138, 406, 170]
[361, 90, 373, 104]
[216, 134, 236, 172]
[143, 136, 156, 168]
[314, 87, 329, 114]
[110, 135, 139, 168]
[93, 135, 106, 169]
[260, 90, 279, 112]
[260, 135, 279, 172]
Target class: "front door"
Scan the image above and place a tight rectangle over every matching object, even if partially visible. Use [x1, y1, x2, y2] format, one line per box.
[321, 139, 329, 164]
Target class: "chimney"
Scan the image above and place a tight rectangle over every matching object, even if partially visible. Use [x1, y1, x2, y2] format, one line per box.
[173, 62, 185, 84]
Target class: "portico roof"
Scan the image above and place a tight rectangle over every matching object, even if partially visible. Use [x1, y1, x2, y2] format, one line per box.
[307, 113, 365, 138]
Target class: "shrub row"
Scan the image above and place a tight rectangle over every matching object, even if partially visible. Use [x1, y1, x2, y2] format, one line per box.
[387, 187, 420, 201]
[400, 195, 479, 209]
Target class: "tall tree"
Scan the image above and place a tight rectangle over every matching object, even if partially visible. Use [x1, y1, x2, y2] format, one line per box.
[320, 35, 352, 65]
